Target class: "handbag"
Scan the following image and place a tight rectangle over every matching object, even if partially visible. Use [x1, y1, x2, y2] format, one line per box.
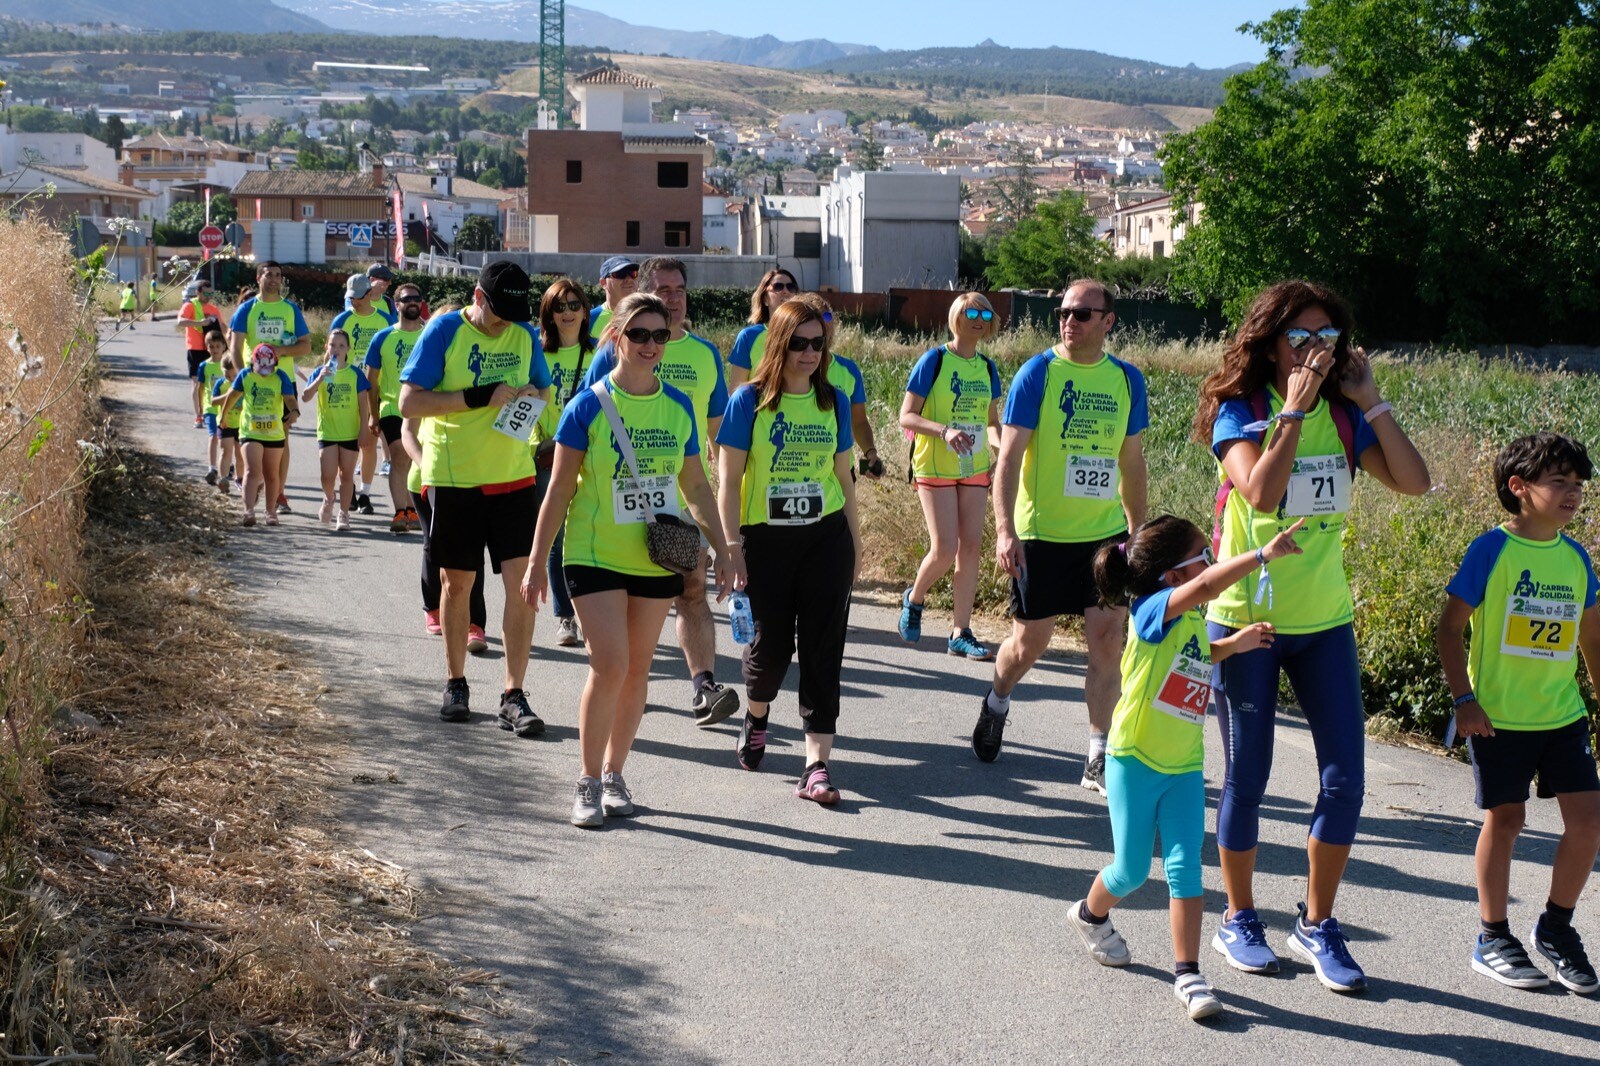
[591, 383, 703, 575]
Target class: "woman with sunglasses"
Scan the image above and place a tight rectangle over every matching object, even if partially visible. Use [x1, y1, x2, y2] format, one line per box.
[1193, 280, 1429, 992]
[534, 279, 597, 648]
[726, 268, 800, 391]
[898, 292, 1004, 660]
[524, 293, 737, 828]
[717, 300, 860, 803]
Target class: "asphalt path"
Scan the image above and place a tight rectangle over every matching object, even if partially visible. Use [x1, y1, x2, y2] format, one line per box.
[102, 324, 1599, 1063]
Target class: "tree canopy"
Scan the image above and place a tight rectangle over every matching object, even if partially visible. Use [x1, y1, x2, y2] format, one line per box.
[1161, 0, 1600, 343]
[984, 191, 1106, 290]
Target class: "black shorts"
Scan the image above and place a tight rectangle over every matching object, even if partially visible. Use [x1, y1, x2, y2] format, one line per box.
[427, 484, 537, 572]
[1468, 718, 1600, 809]
[378, 414, 403, 445]
[241, 436, 285, 450]
[319, 439, 359, 452]
[220, 426, 239, 440]
[186, 349, 207, 379]
[1009, 533, 1127, 620]
[564, 564, 684, 601]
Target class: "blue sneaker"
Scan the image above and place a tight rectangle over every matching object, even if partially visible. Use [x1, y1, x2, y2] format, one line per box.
[947, 628, 991, 660]
[1212, 908, 1279, 974]
[897, 588, 923, 643]
[1287, 902, 1367, 992]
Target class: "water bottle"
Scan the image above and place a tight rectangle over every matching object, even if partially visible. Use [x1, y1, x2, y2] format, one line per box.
[729, 591, 754, 645]
[958, 441, 976, 479]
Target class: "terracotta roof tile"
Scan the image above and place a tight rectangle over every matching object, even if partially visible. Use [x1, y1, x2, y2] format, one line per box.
[232, 170, 387, 198]
[574, 67, 658, 90]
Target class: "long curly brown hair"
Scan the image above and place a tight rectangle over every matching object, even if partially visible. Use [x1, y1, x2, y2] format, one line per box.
[1191, 280, 1355, 444]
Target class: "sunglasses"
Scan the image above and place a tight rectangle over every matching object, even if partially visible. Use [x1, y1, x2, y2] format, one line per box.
[1058, 306, 1107, 322]
[608, 268, 639, 280]
[786, 334, 827, 352]
[1284, 327, 1343, 350]
[1171, 547, 1216, 570]
[551, 299, 585, 313]
[397, 295, 423, 304]
[768, 281, 798, 293]
[622, 327, 672, 345]
[963, 308, 995, 322]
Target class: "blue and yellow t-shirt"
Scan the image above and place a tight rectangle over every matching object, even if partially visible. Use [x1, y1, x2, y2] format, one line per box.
[230, 368, 296, 442]
[399, 312, 551, 489]
[198, 358, 226, 417]
[1003, 348, 1148, 543]
[554, 378, 700, 577]
[1447, 525, 1599, 731]
[589, 305, 615, 342]
[1209, 390, 1378, 634]
[537, 343, 594, 443]
[229, 297, 309, 379]
[729, 324, 868, 407]
[364, 325, 424, 422]
[306, 361, 372, 443]
[330, 305, 397, 368]
[906, 346, 1004, 478]
[212, 375, 240, 430]
[717, 384, 853, 527]
[582, 332, 729, 473]
[1109, 588, 1212, 775]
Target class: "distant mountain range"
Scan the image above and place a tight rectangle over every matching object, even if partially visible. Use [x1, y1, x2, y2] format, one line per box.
[2, 0, 329, 33]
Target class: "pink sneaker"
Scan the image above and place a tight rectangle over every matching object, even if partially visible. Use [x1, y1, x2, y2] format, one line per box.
[423, 610, 442, 636]
[795, 763, 839, 805]
[466, 624, 488, 654]
[318, 499, 334, 526]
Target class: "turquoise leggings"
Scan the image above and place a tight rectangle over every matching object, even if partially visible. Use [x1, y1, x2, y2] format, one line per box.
[1099, 755, 1206, 900]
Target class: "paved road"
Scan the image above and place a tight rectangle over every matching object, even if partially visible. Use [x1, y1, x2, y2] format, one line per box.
[103, 325, 1599, 1064]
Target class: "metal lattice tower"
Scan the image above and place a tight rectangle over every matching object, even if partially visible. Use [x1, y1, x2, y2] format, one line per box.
[539, 0, 565, 128]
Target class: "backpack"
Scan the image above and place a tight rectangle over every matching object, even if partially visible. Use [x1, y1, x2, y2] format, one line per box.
[905, 345, 1001, 483]
[1210, 391, 1358, 557]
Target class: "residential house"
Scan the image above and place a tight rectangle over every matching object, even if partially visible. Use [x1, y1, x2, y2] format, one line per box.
[394, 171, 504, 246]
[118, 131, 269, 220]
[0, 125, 118, 182]
[232, 164, 398, 260]
[0, 163, 155, 279]
[1110, 194, 1201, 259]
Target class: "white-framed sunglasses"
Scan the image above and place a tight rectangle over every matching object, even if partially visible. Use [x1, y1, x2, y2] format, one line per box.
[1171, 547, 1216, 570]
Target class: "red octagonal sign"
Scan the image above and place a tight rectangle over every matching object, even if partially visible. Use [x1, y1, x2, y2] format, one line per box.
[198, 225, 224, 251]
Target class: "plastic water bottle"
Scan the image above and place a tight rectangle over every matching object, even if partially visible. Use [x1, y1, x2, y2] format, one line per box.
[729, 591, 754, 645]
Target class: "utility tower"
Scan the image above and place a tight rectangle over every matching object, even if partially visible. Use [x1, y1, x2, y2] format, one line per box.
[539, 0, 565, 128]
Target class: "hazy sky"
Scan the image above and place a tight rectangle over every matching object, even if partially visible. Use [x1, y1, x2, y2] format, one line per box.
[579, 1, 1291, 69]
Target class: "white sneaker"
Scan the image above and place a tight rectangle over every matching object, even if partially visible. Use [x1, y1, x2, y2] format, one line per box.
[378, 459, 391, 476]
[601, 770, 634, 816]
[318, 498, 334, 526]
[1066, 899, 1130, 966]
[334, 510, 351, 531]
[571, 776, 604, 828]
[556, 616, 582, 647]
[1174, 972, 1223, 1020]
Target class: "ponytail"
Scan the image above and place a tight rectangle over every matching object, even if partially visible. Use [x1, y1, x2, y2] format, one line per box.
[1092, 538, 1134, 607]
[1096, 515, 1205, 606]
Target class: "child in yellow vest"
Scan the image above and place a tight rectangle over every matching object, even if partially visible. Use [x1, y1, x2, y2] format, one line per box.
[300, 329, 371, 531]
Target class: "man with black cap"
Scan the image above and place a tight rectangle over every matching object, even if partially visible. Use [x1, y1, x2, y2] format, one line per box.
[589, 256, 637, 340]
[348, 262, 398, 318]
[399, 260, 553, 733]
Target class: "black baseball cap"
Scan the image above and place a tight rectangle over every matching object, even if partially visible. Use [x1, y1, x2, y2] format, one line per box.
[477, 260, 533, 323]
[366, 263, 395, 281]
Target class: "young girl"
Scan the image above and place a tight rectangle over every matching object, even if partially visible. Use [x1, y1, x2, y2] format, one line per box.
[209, 346, 240, 494]
[1066, 514, 1305, 1020]
[301, 329, 370, 531]
[197, 328, 231, 486]
[219, 343, 298, 527]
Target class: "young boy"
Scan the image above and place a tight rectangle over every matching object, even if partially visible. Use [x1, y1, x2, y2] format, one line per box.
[1437, 431, 1600, 994]
[197, 328, 230, 485]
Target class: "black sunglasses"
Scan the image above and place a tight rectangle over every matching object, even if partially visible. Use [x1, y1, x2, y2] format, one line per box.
[622, 327, 672, 345]
[768, 281, 798, 293]
[1284, 327, 1342, 350]
[786, 334, 827, 352]
[397, 294, 423, 304]
[551, 299, 585, 313]
[1058, 306, 1107, 322]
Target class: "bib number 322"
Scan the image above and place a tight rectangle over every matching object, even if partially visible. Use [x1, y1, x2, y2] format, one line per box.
[1064, 455, 1118, 500]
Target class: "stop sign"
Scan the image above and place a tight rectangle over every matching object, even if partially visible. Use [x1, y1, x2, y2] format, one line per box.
[198, 225, 224, 251]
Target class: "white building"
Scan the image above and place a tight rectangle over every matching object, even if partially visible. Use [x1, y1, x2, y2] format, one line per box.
[702, 193, 742, 255]
[821, 167, 960, 293]
[753, 195, 822, 290]
[0, 125, 118, 182]
[395, 171, 504, 245]
[778, 110, 847, 135]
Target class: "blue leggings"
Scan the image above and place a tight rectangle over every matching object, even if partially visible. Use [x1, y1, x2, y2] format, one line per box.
[1208, 621, 1366, 851]
[1100, 755, 1205, 900]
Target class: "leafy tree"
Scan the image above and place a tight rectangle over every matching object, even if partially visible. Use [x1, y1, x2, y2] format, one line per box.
[855, 131, 885, 172]
[988, 145, 1042, 240]
[985, 191, 1105, 290]
[1162, 0, 1600, 343]
[454, 214, 498, 253]
[476, 167, 504, 189]
[163, 201, 208, 240]
[102, 115, 127, 154]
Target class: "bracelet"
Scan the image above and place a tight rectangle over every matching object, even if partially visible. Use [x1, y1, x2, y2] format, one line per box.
[1277, 410, 1306, 423]
[1255, 548, 1266, 566]
[1363, 401, 1393, 424]
[1452, 691, 1477, 708]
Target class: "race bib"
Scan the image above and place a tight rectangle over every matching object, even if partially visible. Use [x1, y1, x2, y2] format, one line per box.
[492, 395, 547, 443]
[1064, 455, 1118, 499]
[255, 318, 285, 344]
[1151, 647, 1211, 724]
[249, 414, 277, 435]
[766, 481, 824, 526]
[1501, 595, 1579, 661]
[612, 474, 678, 525]
[1285, 454, 1351, 516]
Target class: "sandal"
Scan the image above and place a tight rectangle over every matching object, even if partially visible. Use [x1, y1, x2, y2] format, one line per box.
[795, 762, 839, 805]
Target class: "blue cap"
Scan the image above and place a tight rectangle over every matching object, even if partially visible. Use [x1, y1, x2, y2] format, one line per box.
[599, 256, 638, 279]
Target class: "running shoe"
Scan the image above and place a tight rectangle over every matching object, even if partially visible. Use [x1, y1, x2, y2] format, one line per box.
[795, 762, 839, 804]
[276, 493, 292, 513]
[217, 479, 230, 495]
[192, 415, 201, 428]
[319, 498, 334, 526]
[423, 609, 442, 636]
[1472, 931, 1549, 989]
[334, 510, 351, 532]
[240, 510, 256, 527]
[1212, 908, 1280, 974]
[1174, 973, 1222, 1020]
[204, 468, 218, 485]
[737, 712, 768, 771]
[1287, 903, 1367, 992]
[389, 510, 408, 535]
[555, 616, 582, 647]
[692, 679, 739, 727]
[1532, 918, 1599, 994]
[571, 776, 604, 828]
[1066, 900, 1131, 966]
[355, 492, 375, 515]
[264, 512, 279, 527]
[601, 771, 634, 816]
[947, 628, 992, 660]
[466, 624, 488, 654]
[405, 507, 423, 532]
[439, 678, 470, 722]
[972, 699, 1007, 762]
[1080, 752, 1107, 795]
[497, 688, 545, 738]
[897, 588, 923, 643]
[378, 459, 391, 476]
